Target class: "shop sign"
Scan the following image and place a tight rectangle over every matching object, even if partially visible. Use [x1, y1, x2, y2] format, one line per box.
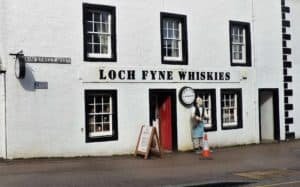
[81, 66, 241, 83]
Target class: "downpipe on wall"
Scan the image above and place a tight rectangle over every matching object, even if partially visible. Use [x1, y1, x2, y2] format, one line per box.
[0, 60, 7, 159]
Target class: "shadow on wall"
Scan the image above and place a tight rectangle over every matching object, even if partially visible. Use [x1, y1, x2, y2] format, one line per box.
[19, 64, 35, 92]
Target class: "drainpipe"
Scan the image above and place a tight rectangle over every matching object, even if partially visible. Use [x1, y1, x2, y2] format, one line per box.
[251, 0, 259, 143]
[0, 58, 7, 159]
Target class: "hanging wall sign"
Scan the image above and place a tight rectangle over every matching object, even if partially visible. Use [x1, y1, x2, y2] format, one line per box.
[24, 56, 71, 64]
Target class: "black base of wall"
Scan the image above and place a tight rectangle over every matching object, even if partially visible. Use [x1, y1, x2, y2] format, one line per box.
[285, 132, 295, 139]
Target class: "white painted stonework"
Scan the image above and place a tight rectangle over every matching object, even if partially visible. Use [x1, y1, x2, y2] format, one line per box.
[0, 0, 298, 159]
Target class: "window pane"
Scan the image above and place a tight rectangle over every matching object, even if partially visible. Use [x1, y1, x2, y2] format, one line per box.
[173, 21, 179, 30]
[101, 45, 108, 54]
[86, 11, 93, 21]
[239, 28, 243, 35]
[163, 20, 168, 30]
[101, 35, 108, 45]
[163, 29, 168, 38]
[94, 35, 100, 43]
[87, 34, 93, 43]
[172, 40, 179, 49]
[102, 23, 109, 33]
[101, 12, 109, 23]
[103, 123, 110, 131]
[94, 44, 100, 53]
[169, 29, 174, 39]
[87, 44, 93, 53]
[233, 27, 238, 34]
[103, 115, 109, 122]
[94, 12, 100, 22]
[239, 36, 243, 43]
[103, 104, 110, 113]
[166, 40, 172, 49]
[94, 23, 101, 32]
[87, 22, 93, 32]
[167, 48, 172, 57]
[96, 124, 102, 132]
[174, 29, 179, 39]
[96, 105, 103, 113]
[103, 96, 110, 103]
[172, 49, 179, 57]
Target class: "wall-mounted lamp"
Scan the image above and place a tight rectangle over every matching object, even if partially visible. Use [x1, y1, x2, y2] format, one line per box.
[9, 50, 26, 79]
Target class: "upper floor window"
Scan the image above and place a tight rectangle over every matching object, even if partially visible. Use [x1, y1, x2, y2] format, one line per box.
[83, 4, 117, 62]
[221, 89, 243, 130]
[229, 21, 251, 66]
[161, 13, 188, 65]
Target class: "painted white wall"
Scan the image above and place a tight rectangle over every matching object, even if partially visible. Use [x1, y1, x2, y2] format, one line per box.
[1, 0, 286, 158]
[0, 0, 6, 159]
[260, 92, 275, 140]
[253, 0, 285, 140]
[288, 0, 300, 139]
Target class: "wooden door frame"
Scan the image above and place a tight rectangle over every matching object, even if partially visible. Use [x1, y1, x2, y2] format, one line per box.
[258, 88, 280, 142]
[149, 89, 178, 151]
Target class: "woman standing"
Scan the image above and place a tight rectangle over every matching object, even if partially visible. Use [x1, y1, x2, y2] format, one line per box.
[191, 96, 208, 153]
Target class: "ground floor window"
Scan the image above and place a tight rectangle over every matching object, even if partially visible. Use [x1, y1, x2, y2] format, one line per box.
[194, 89, 217, 131]
[85, 90, 118, 142]
[221, 89, 243, 129]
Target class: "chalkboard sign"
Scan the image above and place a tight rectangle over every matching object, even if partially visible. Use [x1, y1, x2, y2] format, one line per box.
[135, 125, 161, 159]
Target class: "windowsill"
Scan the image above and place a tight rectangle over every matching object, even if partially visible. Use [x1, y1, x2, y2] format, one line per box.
[164, 57, 182, 61]
[221, 124, 242, 130]
[84, 56, 117, 62]
[88, 53, 112, 58]
[89, 132, 113, 137]
[162, 59, 187, 65]
[231, 62, 251, 67]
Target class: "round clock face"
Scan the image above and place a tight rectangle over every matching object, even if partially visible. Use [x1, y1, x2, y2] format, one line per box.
[15, 55, 26, 79]
[179, 87, 195, 106]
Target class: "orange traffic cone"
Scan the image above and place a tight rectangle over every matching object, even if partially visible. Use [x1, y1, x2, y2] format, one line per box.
[200, 133, 213, 160]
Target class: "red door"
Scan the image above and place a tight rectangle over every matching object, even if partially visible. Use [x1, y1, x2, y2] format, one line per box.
[159, 96, 173, 151]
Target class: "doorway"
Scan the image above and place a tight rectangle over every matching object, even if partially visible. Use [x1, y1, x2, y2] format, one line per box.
[258, 89, 280, 142]
[149, 89, 177, 152]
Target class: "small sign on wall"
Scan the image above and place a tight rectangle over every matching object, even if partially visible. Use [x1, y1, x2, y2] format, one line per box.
[34, 81, 48, 89]
[25, 56, 71, 64]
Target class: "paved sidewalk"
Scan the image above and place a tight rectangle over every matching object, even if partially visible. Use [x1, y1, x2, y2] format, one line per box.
[0, 140, 300, 187]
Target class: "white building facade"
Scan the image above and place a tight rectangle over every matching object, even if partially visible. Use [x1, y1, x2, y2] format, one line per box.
[0, 0, 298, 159]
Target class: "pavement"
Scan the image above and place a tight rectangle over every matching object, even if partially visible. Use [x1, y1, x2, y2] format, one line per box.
[0, 140, 299, 187]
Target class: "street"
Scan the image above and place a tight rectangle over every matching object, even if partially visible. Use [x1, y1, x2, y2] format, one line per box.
[0, 140, 299, 187]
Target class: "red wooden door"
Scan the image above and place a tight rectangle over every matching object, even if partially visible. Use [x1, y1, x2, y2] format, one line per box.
[159, 96, 172, 151]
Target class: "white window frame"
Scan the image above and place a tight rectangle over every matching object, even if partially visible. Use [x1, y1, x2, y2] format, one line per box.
[231, 26, 246, 64]
[162, 18, 183, 61]
[86, 10, 112, 58]
[87, 94, 113, 137]
[201, 95, 213, 129]
[222, 93, 238, 127]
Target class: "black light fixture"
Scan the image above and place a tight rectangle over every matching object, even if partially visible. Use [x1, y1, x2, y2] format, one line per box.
[10, 50, 26, 79]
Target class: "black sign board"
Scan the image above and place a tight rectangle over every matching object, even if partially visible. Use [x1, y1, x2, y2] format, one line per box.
[34, 82, 48, 89]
